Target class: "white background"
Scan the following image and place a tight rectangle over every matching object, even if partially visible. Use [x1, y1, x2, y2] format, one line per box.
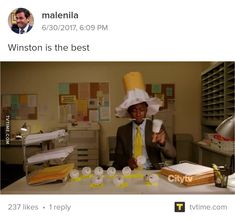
[0, 195, 234, 220]
[0, 0, 235, 219]
[0, 0, 235, 61]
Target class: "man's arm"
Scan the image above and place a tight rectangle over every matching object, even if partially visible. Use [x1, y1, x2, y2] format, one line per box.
[112, 127, 129, 170]
[151, 126, 176, 159]
[159, 139, 176, 159]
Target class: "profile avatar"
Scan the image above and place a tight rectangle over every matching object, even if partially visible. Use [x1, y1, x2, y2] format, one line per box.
[10, 8, 33, 34]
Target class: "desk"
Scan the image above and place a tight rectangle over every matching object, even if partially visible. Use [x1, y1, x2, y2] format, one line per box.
[195, 141, 233, 167]
[1, 140, 23, 164]
[1, 170, 233, 194]
[1, 139, 43, 189]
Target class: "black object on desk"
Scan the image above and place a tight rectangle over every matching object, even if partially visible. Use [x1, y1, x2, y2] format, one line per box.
[1, 126, 6, 140]
[1, 162, 25, 189]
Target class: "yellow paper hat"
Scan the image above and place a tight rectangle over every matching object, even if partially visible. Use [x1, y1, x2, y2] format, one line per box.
[115, 72, 162, 117]
[123, 72, 145, 92]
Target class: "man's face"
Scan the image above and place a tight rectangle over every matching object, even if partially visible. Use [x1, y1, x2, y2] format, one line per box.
[15, 12, 29, 29]
[129, 102, 147, 123]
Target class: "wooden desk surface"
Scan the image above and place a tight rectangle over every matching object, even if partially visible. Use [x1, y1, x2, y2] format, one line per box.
[1, 170, 233, 194]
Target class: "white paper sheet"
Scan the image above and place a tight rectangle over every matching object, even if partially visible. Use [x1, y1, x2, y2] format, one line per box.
[168, 163, 213, 176]
[27, 145, 74, 164]
[25, 129, 66, 145]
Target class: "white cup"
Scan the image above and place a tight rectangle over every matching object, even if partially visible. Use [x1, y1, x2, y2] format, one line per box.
[107, 167, 116, 176]
[82, 167, 91, 176]
[94, 166, 104, 176]
[91, 175, 103, 185]
[69, 169, 80, 179]
[148, 174, 158, 184]
[113, 175, 124, 186]
[152, 119, 163, 133]
[122, 166, 132, 176]
[144, 174, 150, 182]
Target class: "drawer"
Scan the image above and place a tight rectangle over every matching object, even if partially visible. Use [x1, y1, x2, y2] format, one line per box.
[67, 129, 99, 169]
[69, 138, 96, 145]
[66, 153, 97, 160]
[71, 143, 98, 150]
[69, 131, 97, 144]
[76, 149, 98, 155]
[77, 160, 98, 167]
[70, 148, 98, 155]
[77, 154, 98, 160]
[69, 130, 96, 138]
[66, 149, 98, 160]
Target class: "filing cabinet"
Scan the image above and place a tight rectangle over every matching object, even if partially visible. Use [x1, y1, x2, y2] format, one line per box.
[66, 122, 100, 168]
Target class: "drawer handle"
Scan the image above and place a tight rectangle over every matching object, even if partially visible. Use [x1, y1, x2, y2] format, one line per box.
[78, 159, 88, 162]
[77, 149, 88, 151]
[78, 154, 88, 156]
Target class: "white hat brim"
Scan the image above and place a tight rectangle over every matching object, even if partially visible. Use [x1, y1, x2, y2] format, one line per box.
[115, 89, 162, 117]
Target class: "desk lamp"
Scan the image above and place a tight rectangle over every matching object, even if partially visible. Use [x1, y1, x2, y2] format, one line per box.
[20, 122, 31, 174]
[216, 114, 234, 139]
[20, 122, 31, 136]
[21, 122, 28, 132]
[216, 114, 235, 184]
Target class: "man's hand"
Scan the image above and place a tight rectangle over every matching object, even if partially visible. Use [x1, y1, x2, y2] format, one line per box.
[152, 128, 166, 145]
[128, 157, 138, 170]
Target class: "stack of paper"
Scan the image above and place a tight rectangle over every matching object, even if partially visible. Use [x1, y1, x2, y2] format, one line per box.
[27, 146, 74, 164]
[168, 163, 213, 176]
[27, 163, 74, 185]
[25, 129, 67, 145]
[161, 163, 214, 186]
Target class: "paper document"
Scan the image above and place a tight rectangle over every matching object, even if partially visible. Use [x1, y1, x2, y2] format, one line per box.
[168, 163, 213, 176]
[25, 129, 66, 145]
[27, 163, 74, 185]
[27, 145, 74, 164]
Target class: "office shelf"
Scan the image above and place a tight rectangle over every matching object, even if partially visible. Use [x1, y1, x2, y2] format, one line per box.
[201, 62, 235, 133]
[20, 130, 72, 184]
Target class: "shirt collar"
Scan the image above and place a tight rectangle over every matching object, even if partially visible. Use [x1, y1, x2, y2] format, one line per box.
[133, 119, 146, 131]
[19, 24, 29, 34]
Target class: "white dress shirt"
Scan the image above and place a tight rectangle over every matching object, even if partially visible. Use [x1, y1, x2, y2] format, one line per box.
[19, 24, 30, 34]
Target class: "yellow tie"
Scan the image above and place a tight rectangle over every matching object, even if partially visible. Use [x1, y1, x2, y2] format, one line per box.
[134, 126, 143, 159]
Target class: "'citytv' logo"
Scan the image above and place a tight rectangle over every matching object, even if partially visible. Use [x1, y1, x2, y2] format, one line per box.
[174, 202, 185, 212]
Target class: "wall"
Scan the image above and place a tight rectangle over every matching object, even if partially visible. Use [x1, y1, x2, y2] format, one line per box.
[1, 62, 210, 165]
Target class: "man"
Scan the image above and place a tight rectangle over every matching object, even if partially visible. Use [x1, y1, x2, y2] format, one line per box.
[11, 8, 33, 34]
[113, 72, 176, 170]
